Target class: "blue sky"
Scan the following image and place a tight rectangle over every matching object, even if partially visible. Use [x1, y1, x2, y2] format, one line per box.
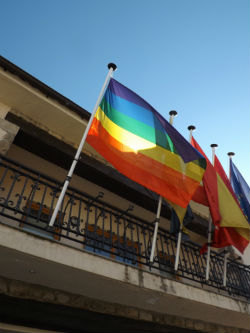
[0, 0, 249, 183]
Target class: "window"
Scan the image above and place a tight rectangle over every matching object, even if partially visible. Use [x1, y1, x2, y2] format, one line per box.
[85, 225, 112, 259]
[113, 237, 139, 266]
[85, 224, 140, 266]
[158, 251, 175, 276]
[21, 201, 62, 240]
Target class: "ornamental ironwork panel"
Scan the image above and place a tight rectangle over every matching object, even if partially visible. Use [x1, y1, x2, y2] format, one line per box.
[0, 154, 249, 299]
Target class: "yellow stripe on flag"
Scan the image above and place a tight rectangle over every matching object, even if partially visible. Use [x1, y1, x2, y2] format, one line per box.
[217, 174, 249, 230]
[96, 108, 203, 182]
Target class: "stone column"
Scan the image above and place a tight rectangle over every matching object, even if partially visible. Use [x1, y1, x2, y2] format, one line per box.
[0, 102, 11, 119]
[0, 117, 19, 155]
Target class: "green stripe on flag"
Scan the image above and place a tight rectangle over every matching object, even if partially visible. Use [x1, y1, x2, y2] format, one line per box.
[100, 99, 177, 153]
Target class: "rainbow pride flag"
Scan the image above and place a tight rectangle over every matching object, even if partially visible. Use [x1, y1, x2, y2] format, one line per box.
[86, 78, 206, 209]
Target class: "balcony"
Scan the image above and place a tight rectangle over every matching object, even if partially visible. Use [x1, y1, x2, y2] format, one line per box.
[0, 153, 250, 301]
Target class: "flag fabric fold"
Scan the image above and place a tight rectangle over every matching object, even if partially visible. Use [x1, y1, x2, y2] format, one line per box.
[191, 137, 249, 254]
[87, 78, 206, 210]
[191, 138, 221, 225]
[170, 205, 193, 241]
[192, 181, 209, 206]
[230, 159, 250, 223]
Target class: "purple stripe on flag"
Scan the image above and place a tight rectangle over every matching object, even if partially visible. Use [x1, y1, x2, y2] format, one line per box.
[109, 78, 203, 163]
[155, 112, 204, 163]
[109, 78, 155, 113]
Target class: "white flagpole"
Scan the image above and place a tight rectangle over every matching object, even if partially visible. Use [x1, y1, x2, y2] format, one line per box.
[211, 144, 228, 287]
[210, 144, 217, 166]
[204, 143, 217, 281]
[149, 110, 177, 263]
[149, 195, 162, 262]
[188, 126, 213, 280]
[164, 110, 182, 272]
[174, 225, 182, 271]
[174, 124, 195, 272]
[169, 110, 182, 271]
[223, 252, 229, 287]
[174, 124, 194, 272]
[205, 215, 213, 281]
[49, 63, 117, 227]
[227, 152, 235, 181]
[187, 125, 195, 143]
[222, 152, 235, 287]
[175, 125, 195, 271]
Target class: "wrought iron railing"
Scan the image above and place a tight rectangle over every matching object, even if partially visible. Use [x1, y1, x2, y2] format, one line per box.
[0, 154, 249, 299]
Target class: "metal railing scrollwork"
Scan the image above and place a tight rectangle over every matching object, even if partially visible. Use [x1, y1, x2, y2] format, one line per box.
[0, 154, 249, 299]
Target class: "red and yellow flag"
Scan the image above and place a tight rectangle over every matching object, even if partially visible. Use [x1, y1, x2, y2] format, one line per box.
[191, 137, 249, 253]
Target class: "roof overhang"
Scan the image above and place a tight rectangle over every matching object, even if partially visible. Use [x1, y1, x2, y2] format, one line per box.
[0, 56, 96, 153]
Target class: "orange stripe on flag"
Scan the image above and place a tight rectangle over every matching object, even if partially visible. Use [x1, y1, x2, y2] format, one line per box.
[192, 183, 209, 206]
[87, 119, 200, 207]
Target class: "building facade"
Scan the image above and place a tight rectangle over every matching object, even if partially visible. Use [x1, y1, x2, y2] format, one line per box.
[0, 55, 249, 333]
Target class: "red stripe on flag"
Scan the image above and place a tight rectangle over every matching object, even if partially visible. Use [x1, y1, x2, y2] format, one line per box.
[213, 227, 249, 254]
[192, 184, 209, 206]
[191, 137, 221, 224]
[87, 118, 200, 207]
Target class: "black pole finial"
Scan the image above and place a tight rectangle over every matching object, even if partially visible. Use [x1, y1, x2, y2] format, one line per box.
[227, 152, 235, 157]
[108, 63, 117, 71]
[210, 144, 218, 148]
[188, 125, 196, 131]
[169, 110, 178, 117]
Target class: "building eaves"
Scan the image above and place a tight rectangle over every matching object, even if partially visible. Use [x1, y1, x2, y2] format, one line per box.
[0, 55, 90, 121]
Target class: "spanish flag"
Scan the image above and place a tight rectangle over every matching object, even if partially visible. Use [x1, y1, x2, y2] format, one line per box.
[87, 78, 206, 210]
[191, 137, 249, 253]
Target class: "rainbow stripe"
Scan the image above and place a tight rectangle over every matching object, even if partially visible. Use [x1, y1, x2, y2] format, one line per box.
[87, 78, 206, 208]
